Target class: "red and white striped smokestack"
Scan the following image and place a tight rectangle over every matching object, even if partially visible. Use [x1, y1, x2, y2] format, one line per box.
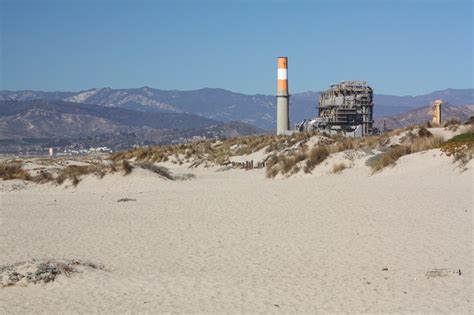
[276, 57, 289, 135]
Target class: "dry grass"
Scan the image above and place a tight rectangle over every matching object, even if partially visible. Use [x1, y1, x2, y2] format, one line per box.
[444, 119, 461, 127]
[111, 131, 321, 167]
[0, 159, 132, 186]
[369, 135, 445, 173]
[368, 145, 411, 173]
[0, 162, 31, 181]
[121, 160, 132, 175]
[56, 165, 99, 186]
[410, 135, 444, 152]
[440, 130, 474, 167]
[263, 127, 429, 178]
[304, 146, 330, 174]
[33, 170, 55, 184]
[136, 161, 174, 180]
[332, 163, 348, 174]
[1, 259, 107, 287]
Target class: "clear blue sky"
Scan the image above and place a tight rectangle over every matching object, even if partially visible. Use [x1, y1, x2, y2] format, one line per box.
[1, 0, 472, 95]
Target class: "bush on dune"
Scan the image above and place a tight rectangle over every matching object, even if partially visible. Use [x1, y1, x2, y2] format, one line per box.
[302, 146, 329, 174]
[136, 161, 174, 180]
[0, 159, 132, 186]
[369, 135, 445, 173]
[0, 161, 31, 181]
[332, 162, 348, 174]
[368, 145, 411, 173]
[440, 130, 474, 167]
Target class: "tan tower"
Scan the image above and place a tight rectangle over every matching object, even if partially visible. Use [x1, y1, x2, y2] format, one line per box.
[276, 57, 290, 135]
[431, 100, 442, 125]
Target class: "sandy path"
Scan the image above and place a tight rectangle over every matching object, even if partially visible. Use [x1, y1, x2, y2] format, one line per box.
[0, 151, 472, 313]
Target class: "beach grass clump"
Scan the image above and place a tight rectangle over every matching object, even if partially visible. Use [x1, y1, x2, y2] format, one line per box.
[1, 259, 107, 287]
[332, 162, 348, 174]
[121, 160, 132, 175]
[440, 130, 474, 167]
[1, 159, 132, 186]
[368, 145, 411, 173]
[417, 126, 433, 138]
[443, 119, 461, 128]
[369, 135, 445, 173]
[54, 160, 131, 185]
[0, 161, 31, 181]
[409, 135, 444, 152]
[136, 161, 174, 180]
[304, 146, 329, 174]
[328, 137, 359, 153]
[111, 131, 321, 168]
[56, 165, 102, 186]
[33, 170, 55, 184]
[265, 148, 308, 178]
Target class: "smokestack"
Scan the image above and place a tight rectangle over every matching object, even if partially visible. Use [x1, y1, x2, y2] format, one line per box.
[277, 57, 289, 135]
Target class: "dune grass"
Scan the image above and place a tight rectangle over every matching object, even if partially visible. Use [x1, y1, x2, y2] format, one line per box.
[136, 161, 174, 180]
[304, 146, 330, 174]
[0, 161, 31, 181]
[0, 159, 132, 186]
[111, 131, 321, 167]
[2, 124, 464, 185]
[332, 162, 348, 174]
[368, 135, 445, 173]
[440, 129, 474, 167]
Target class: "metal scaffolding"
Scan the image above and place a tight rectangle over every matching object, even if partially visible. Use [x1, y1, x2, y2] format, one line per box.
[318, 81, 374, 136]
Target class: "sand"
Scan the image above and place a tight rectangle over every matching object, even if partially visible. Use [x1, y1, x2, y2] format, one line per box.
[0, 148, 472, 313]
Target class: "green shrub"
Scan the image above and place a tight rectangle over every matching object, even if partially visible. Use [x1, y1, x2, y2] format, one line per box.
[440, 131, 474, 167]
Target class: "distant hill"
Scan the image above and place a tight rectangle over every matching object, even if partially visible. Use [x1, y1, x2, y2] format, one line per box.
[0, 99, 219, 139]
[374, 104, 474, 130]
[0, 100, 266, 143]
[2, 87, 472, 130]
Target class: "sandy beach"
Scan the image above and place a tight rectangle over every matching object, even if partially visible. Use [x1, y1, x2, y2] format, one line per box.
[1, 142, 472, 313]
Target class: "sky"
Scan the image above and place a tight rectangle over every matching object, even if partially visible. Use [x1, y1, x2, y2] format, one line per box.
[0, 0, 473, 95]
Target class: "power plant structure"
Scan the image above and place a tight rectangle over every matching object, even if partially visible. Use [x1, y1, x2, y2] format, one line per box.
[296, 81, 375, 137]
[274, 57, 375, 137]
[276, 57, 290, 135]
[431, 99, 442, 125]
[317, 81, 374, 136]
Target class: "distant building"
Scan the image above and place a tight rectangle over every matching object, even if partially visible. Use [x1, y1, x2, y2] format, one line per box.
[431, 100, 442, 125]
[296, 81, 375, 137]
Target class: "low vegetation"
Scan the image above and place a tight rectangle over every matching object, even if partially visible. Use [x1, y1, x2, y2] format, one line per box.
[0, 161, 31, 181]
[332, 162, 348, 174]
[367, 145, 412, 173]
[1, 259, 107, 287]
[110, 131, 321, 167]
[368, 133, 444, 173]
[136, 161, 174, 180]
[440, 129, 474, 167]
[304, 146, 330, 173]
[1, 124, 470, 184]
[0, 159, 132, 186]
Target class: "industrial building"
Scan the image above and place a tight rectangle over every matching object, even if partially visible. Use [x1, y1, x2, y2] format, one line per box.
[318, 81, 374, 136]
[275, 57, 375, 137]
[296, 81, 375, 137]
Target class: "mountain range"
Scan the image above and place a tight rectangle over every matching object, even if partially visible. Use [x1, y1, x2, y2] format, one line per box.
[0, 99, 218, 139]
[2, 87, 473, 130]
[0, 99, 266, 153]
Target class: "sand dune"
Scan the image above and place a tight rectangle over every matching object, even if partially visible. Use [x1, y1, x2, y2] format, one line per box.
[0, 140, 472, 312]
